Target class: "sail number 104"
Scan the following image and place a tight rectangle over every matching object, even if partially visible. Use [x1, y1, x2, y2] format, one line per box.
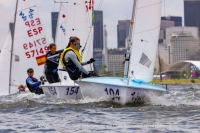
[104, 88, 120, 101]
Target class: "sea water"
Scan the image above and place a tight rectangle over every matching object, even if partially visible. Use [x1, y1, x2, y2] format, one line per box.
[0, 85, 200, 133]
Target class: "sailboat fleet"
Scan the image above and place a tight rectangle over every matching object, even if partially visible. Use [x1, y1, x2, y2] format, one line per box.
[0, 0, 166, 104]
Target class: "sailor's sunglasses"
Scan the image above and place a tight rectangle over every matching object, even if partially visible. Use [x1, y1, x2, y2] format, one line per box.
[75, 43, 82, 47]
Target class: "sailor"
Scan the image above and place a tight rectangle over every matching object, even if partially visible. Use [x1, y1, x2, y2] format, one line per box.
[44, 43, 64, 83]
[26, 68, 44, 95]
[60, 36, 96, 80]
[18, 84, 25, 93]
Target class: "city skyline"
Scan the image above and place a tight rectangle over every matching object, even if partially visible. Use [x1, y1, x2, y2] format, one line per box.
[0, 0, 184, 49]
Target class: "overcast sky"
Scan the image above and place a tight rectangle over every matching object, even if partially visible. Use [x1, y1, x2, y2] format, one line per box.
[0, 0, 184, 49]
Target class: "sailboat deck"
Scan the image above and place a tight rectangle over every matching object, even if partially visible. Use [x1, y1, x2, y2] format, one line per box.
[80, 77, 166, 92]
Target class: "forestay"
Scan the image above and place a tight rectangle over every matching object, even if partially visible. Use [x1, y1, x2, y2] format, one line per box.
[82, 0, 94, 71]
[12, 0, 48, 86]
[128, 0, 162, 82]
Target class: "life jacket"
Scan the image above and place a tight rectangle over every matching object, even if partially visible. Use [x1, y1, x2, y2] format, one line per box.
[60, 47, 82, 68]
[60, 47, 82, 80]
[26, 77, 38, 93]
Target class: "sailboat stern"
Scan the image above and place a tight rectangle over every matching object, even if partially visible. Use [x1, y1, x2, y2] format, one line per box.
[40, 82, 82, 101]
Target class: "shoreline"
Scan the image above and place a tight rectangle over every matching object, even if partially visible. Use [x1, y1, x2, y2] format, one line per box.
[151, 79, 200, 85]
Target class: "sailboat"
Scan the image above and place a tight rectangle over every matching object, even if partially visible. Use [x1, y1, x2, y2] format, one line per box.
[41, 0, 94, 100]
[0, 0, 49, 95]
[77, 0, 166, 104]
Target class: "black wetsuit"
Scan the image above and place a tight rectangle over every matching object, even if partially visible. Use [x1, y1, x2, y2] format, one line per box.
[45, 50, 63, 83]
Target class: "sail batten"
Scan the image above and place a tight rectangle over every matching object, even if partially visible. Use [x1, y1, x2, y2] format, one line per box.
[128, 0, 162, 82]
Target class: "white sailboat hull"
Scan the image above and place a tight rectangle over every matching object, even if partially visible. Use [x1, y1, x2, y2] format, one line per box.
[40, 82, 82, 100]
[77, 77, 166, 105]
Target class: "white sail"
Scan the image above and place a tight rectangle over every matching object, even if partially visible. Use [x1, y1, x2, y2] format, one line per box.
[54, 3, 72, 83]
[128, 0, 162, 82]
[11, 0, 48, 88]
[65, 0, 93, 71]
[55, 3, 68, 50]
[0, 32, 12, 95]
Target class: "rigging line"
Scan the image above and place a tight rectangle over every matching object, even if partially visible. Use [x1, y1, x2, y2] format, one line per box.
[130, 63, 152, 78]
[136, 1, 162, 10]
[82, 0, 104, 56]
[135, 25, 160, 35]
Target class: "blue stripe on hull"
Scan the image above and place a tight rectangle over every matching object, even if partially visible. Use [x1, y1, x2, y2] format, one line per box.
[80, 77, 166, 92]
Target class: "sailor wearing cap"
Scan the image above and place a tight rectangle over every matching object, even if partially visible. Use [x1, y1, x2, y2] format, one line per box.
[26, 68, 44, 95]
[60, 36, 95, 80]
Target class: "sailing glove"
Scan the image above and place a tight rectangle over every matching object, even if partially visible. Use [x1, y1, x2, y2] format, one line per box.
[88, 71, 97, 77]
[51, 68, 58, 73]
[87, 58, 95, 64]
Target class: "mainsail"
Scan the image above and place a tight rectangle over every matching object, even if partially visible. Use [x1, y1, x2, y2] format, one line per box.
[128, 0, 162, 82]
[55, 3, 68, 50]
[55, 3, 72, 83]
[12, 0, 48, 82]
[0, 32, 12, 95]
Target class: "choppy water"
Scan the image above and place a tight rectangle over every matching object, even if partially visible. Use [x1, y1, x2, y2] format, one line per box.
[1, 85, 200, 133]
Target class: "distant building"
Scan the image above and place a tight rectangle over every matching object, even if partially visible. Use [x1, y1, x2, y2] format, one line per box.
[184, 0, 200, 32]
[161, 16, 182, 26]
[51, 12, 59, 43]
[166, 27, 200, 64]
[93, 10, 104, 73]
[159, 20, 175, 43]
[93, 10, 103, 49]
[117, 20, 130, 48]
[93, 49, 103, 73]
[9, 23, 14, 39]
[108, 48, 126, 72]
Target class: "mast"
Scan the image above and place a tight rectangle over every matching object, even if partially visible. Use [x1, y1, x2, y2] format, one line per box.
[123, 0, 137, 78]
[9, 0, 18, 94]
[158, 54, 162, 81]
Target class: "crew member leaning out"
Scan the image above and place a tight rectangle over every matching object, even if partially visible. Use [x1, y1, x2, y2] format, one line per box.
[60, 36, 95, 80]
[45, 43, 64, 83]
